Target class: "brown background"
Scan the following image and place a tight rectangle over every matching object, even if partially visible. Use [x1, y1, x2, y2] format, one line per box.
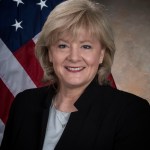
[98, 0, 150, 103]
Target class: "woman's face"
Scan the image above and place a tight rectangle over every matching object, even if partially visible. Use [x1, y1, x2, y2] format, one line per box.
[49, 29, 105, 90]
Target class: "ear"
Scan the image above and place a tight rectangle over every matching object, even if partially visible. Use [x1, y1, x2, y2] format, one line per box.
[99, 48, 105, 64]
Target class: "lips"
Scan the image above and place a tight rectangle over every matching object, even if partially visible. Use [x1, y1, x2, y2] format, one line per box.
[65, 66, 85, 72]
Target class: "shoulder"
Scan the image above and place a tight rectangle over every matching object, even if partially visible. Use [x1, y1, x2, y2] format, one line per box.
[95, 85, 150, 132]
[11, 85, 55, 112]
[17, 85, 51, 97]
[91, 84, 150, 118]
[99, 85, 150, 118]
[100, 85, 149, 106]
[107, 87, 150, 147]
[87, 80, 149, 113]
[14, 86, 49, 103]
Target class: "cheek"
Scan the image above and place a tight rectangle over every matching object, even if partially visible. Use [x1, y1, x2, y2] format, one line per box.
[50, 52, 66, 68]
[86, 53, 102, 67]
[49, 49, 58, 63]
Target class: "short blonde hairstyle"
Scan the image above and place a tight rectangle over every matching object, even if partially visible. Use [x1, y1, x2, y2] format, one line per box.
[35, 0, 116, 85]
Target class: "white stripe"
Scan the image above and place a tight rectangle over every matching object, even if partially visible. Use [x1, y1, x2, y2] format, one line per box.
[0, 38, 36, 97]
[0, 119, 5, 145]
[32, 33, 39, 44]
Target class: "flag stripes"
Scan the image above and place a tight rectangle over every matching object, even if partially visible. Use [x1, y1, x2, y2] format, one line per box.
[0, 38, 36, 97]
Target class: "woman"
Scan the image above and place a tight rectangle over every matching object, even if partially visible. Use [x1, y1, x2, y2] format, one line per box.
[1, 0, 150, 150]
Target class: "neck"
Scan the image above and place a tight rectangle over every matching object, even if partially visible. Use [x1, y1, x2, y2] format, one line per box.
[54, 85, 86, 112]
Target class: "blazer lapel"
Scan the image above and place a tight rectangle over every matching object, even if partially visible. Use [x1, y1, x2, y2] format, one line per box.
[55, 79, 107, 149]
[37, 79, 111, 150]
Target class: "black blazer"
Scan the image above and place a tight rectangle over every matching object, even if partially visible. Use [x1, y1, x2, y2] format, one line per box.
[0, 79, 150, 150]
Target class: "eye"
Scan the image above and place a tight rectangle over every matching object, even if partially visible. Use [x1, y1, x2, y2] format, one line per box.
[58, 44, 68, 49]
[82, 45, 92, 49]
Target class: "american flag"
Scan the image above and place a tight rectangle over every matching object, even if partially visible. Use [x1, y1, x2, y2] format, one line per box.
[0, 0, 116, 145]
[0, 0, 63, 144]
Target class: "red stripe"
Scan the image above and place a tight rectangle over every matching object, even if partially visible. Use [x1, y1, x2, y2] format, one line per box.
[14, 40, 44, 87]
[0, 79, 14, 124]
[108, 74, 116, 88]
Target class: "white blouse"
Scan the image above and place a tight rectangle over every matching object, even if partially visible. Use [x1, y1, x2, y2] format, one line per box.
[42, 104, 70, 150]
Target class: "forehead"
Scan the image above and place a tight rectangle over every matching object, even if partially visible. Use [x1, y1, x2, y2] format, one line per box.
[57, 28, 99, 42]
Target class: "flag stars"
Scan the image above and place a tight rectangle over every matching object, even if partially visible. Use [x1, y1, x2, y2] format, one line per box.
[12, 19, 23, 31]
[13, 0, 24, 7]
[37, 0, 48, 10]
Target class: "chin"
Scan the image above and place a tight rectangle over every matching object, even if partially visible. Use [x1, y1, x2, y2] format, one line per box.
[65, 80, 90, 89]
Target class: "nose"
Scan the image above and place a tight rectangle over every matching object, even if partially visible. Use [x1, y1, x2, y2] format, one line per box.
[67, 45, 81, 62]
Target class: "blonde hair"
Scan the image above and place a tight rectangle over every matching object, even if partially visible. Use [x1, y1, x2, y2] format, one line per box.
[35, 0, 116, 85]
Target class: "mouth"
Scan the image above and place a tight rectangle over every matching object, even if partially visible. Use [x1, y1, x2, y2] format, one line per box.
[65, 66, 85, 72]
